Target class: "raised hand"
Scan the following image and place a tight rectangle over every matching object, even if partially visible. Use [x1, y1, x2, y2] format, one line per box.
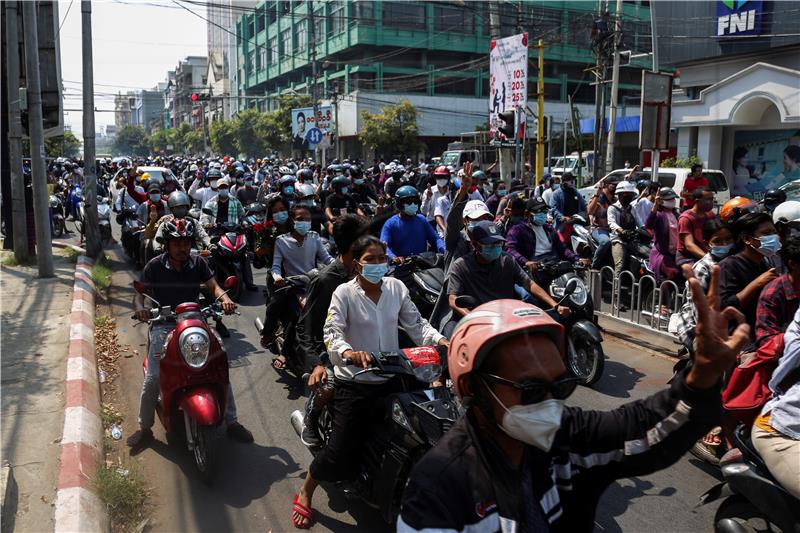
[683, 264, 750, 389]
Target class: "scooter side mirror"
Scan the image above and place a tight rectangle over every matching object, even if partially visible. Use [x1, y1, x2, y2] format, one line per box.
[223, 276, 239, 290]
[455, 295, 479, 310]
[564, 278, 579, 297]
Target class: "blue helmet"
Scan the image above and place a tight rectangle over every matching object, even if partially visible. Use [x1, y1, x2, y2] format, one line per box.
[395, 185, 420, 200]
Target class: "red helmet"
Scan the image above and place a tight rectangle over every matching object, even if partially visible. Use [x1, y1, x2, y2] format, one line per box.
[158, 217, 196, 244]
[448, 300, 564, 398]
[434, 165, 451, 177]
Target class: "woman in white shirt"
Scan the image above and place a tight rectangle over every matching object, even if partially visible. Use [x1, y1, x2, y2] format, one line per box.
[290, 235, 448, 529]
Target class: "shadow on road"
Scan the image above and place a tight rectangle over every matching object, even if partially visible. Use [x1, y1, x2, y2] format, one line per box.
[595, 477, 678, 532]
[591, 360, 646, 399]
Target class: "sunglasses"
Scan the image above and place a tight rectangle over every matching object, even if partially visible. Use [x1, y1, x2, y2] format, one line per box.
[480, 373, 579, 404]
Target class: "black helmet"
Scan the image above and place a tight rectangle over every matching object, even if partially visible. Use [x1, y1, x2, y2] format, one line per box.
[167, 191, 191, 210]
[207, 168, 222, 180]
[764, 189, 787, 208]
[158, 217, 196, 244]
[348, 166, 363, 178]
[332, 176, 350, 191]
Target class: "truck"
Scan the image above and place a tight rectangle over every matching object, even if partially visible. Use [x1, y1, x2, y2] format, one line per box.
[550, 151, 595, 186]
[439, 131, 498, 173]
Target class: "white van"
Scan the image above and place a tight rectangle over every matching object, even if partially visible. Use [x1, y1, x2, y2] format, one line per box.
[578, 167, 730, 207]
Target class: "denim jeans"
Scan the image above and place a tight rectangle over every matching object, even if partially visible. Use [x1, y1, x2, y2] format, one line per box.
[591, 228, 612, 268]
[514, 284, 537, 304]
[138, 322, 238, 429]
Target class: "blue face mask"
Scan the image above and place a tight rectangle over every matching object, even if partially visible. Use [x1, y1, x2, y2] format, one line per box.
[272, 211, 289, 224]
[149, 193, 161, 203]
[340, 187, 349, 194]
[294, 220, 312, 236]
[359, 262, 388, 284]
[244, 180, 253, 187]
[218, 189, 229, 198]
[403, 203, 419, 216]
[755, 234, 781, 257]
[532, 213, 548, 226]
[552, 183, 561, 190]
[497, 189, 508, 197]
[710, 243, 733, 258]
[354, 179, 365, 185]
[467, 221, 478, 232]
[480, 243, 503, 261]
[283, 186, 295, 196]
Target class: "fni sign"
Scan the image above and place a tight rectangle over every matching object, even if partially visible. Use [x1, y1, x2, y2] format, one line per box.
[717, 0, 762, 37]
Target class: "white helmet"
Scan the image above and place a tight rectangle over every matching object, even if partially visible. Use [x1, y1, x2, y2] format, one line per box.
[615, 181, 637, 195]
[772, 200, 800, 225]
[297, 183, 316, 198]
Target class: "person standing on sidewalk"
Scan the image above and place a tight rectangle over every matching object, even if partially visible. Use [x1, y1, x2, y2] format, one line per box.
[128, 218, 253, 454]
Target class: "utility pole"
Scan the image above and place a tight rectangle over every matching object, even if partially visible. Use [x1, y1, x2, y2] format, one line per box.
[650, 0, 661, 183]
[605, 0, 623, 173]
[21, 0, 54, 276]
[82, 0, 100, 258]
[5, 1, 29, 263]
[535, 39, 545, 186]
[490, 0, 512, 184]
[331, 83, 340, 161]
[591, 0, 605, 183]
[563, 117, 569, 161]
[309, 0, 321, 165]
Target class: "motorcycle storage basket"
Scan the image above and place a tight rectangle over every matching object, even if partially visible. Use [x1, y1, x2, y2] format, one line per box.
[411, 399, 456, 446]
[412, 268, 445, 294]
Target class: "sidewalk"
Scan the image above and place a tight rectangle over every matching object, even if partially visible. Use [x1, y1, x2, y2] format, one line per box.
[596, 313, 682, 359]
[0, 251, 75, 532]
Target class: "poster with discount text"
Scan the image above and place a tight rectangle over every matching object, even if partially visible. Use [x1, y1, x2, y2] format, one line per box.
[731, 129, 800, 199]
[291, 106, 332, 150]
[489, 32, 528, 140]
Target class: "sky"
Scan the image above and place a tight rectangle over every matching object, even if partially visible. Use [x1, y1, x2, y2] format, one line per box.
[58, 0, 208, 138]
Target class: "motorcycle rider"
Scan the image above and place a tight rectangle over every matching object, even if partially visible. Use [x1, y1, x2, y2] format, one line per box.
[235, 172, 258, 206]
[188, 168, 221, 208]
[324, 176, 360, 235]
[261, 204, 334, 356]
[137, 180, 168, 226]
[348, 166, 378, 207]
[200, 177, 257, 292]
[551, 172, 587, 224]
[291, 235, 449, 529]
[608, 180, 645, 278]
[279, 175, 297, 205]
[587, 175, 618, 269]
[150, 191, 211, 253]
[421, 166, 453, 230]
[127, 218, 253, 454]
[295, 214, 370, 447]
[380, 185, 445, 265]
[399, 267, 750, 532]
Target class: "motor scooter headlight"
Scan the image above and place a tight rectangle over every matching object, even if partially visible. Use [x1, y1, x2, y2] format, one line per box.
[179, 327, 210, 368]
[551, 274, 588, 307]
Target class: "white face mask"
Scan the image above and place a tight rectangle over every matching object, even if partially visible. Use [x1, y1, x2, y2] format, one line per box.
[662, 199, 677, 209]
[436, 179, 449, 188]
[484, 382, 564, 452]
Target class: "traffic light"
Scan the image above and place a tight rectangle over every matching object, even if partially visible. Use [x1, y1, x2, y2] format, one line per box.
[498, 110, 515, 138]
[190, 93, 210, 102]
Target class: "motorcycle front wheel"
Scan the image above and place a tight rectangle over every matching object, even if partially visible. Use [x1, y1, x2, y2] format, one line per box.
[189, 418, 218, 485]
[569, 338, 605, 386]
[52, 217, 65, 238]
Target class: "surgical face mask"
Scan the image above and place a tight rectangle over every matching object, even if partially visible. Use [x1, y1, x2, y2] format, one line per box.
[294, 220, 312, 236]
[532, 213, 548, 226]
[272, 211, 289, 224]
[340, 187, 349, 194]
[218, 189, 229, 198]
[497, 189, 508, 197]
[149, 193, 161, 203]
[663, 199, 677, 209]
[755, 234, 781, 257]
[552, 183, 561, 191]
[480, 243, 503, 261]
[436, 179, 449, 188]
[244, 179, 253, 187]
[710, 243, 733, 258]
[354, 178, 365, 185]
[172, 207, 188, 219]
[483, 383, 564, 452]
[210, 180, 218, 189]
[359, 262, 388, 284]
[403, 203, 419, 216]
[283, 186, 295, 195]
[467, 221, 479, 232]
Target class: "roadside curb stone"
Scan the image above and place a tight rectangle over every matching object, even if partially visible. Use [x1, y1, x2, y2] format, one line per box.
[53, 255, 108, 533]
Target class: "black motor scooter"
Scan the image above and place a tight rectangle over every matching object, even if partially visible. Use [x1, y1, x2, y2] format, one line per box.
[700, 424, 800, 533]
[392, 252, 445, 319]
[290, 346, 457, 523]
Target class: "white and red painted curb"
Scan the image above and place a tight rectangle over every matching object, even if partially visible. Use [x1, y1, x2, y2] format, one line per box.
[54, 255, 108, 532]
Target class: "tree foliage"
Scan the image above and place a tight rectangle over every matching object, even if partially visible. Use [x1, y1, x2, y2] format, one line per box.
[359, 100, 422, 158]
[112, 125, 150, 156]
[209, 119, 238, 156]
[660, 155, 703, 169]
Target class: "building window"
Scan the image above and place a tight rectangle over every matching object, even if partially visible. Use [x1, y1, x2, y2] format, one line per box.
[267, 2, 277, 25]
[313, 9, 325, 40]
[434, 4, 474, 33]
[247, 50, 255, 72]
[256, 12, 265, 33]
[295, 19, 307, 51]
[280, 29, 291, 58]
[329, 1, 345, 35]
[355, 0, 373, 24]
[383, 2, 425, 31]
[247, 16, 255, 39]
[268, 37, 277, 64]
[258, 45, 267, 69]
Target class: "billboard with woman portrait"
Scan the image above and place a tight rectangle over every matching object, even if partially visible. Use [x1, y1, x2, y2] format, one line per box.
[732, 129, 800, 199]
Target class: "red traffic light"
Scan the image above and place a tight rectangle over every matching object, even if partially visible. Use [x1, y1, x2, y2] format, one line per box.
[191, 93, 199, 102]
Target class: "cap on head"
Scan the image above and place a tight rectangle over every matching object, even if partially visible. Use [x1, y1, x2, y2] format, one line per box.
[471, 220, 506, 244]
[217, 177, 231, 188]
[526, 197, 548, 212]
[463, 200, 491, 220]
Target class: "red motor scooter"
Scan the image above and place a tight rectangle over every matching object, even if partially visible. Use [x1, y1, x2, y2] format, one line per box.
[132, 276, 238, 483]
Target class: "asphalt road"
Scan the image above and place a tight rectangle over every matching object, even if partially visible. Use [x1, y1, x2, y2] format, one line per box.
[101, 231, 722, 533]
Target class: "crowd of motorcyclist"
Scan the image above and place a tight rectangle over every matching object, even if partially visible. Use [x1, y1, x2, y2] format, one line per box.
[42, 150, 800, 531]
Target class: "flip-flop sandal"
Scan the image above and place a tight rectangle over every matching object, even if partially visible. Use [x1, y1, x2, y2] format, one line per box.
[292, 494, 314, 529]
[272, 355, 287, 370]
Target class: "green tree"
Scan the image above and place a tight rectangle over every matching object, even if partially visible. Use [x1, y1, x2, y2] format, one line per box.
[234, 108, 267, 158]
[210, 119, 238, 156]
[359, 100, 422, 158]
[660, 155, 703, 169]
[112, 125, 150, 156]
[45, 131, 82, 158]
[149, 128, 174, 154]
[183, 130, 205, 155]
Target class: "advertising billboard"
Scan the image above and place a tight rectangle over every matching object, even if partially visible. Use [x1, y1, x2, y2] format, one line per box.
[291, 106, 332, 150]
[732, 129, 800, 199]
[489, 33, 528, 140]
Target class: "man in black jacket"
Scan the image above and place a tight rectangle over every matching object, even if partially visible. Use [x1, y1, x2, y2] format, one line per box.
[294, 214, 369, 446]
[399, 265, 749, 532]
